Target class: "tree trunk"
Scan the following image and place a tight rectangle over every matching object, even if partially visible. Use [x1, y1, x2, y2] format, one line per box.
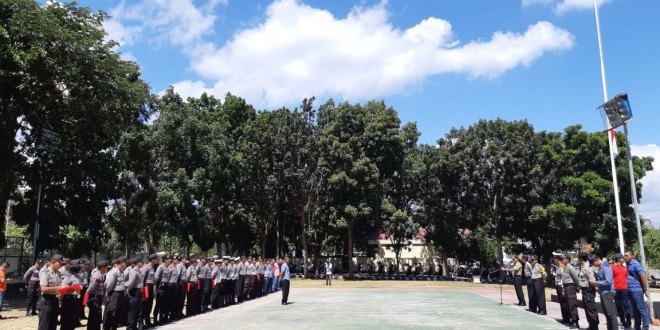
[301, 213, 308, 279]
[0, 122, 18, 248]
[395, 247, 401, 275]
[348, 225, 354, 275]
[275, 217, 280, 258]
[496, 235, 504, 267]
[148, 226, 154, 253]
[261, 224, 267, 259]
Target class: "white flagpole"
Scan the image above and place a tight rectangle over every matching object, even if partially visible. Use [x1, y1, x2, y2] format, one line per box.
[594, 0, 625, 254]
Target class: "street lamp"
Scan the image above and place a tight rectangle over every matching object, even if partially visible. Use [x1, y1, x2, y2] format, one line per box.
[598, 94, 646, 270]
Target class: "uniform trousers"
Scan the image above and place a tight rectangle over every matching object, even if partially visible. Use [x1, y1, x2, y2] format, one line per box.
[27, 281, 40, 314]
[176, 282, 185, 317]
[60, 295, 81, 330]
[38, 295, 59, 330]
[103, 290, 125, 330]
[281, 279, 290, 304]
[200, 279, 210, 311]
[211, 280, 221, 308]
[126, 288, 142, 330]
[513, 276, 525, 305]
[186, 282, 198, 316]
[555, 284, 569, 322]
[581, 288, 599, 330]
[87, 294, 103, 330]
[563, 284, 579, 323]
[141, 284, 155, 325]
[600, 292, 620, 330]
[153, 284, 168, 322]
[80, 285, 88, 318]
[245, 275, 254, 299]
[237, 275, 245, 302]
[526, 279, 537, 312]
[532, 278, 546, 313]
[615, 289, 632, 327]
[263, 276, 271, 295]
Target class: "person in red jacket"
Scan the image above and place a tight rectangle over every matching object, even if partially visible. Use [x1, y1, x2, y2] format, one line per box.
[611, 252, 632, 329]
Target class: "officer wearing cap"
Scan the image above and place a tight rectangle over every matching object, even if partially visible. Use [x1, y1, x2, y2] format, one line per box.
[529, 255, 547, 315]
[184, 257, 199, 316]
[126, 257, 144, 330]
[175, 255, 187, 318]
[86, 260, 109, 330]
[79, 259, 91, 321]
[220, 258, 230, 307]
[23, 259, 42, 316]
[236, 257, 247, 303]
[167, 255, 182, 320]
[502, 255, 525, 306]
[577, 252, 598, 330]
[61, 259, 83, 330]
[521, 255, 536, 313]
[561, 255, 580, 329]
[552, 252, 569, 323]
[104, 256, 128, 330]
[140, 254, 158, 328]
[38, 255, 68, 330]
[210, 258, 222, 309]
[227, 258, 237, 305]
[246, 258, 256, 299]
[199, 256, 212, 312]
[153, 255, 171, 324]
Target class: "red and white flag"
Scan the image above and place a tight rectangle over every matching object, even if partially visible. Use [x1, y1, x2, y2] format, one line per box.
[610, 129, 619, 158]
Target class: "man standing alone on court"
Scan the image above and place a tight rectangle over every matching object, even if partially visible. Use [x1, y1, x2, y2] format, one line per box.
[280, 256, 291, 305]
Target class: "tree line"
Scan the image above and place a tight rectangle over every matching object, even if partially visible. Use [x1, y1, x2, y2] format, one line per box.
[1, 1, 654, 275]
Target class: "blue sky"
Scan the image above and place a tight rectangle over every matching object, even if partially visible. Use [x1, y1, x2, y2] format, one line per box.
[73, 0, 659, 225]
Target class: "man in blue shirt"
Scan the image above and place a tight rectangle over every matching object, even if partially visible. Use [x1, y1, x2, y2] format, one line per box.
[625, 250, 650, 330]
[280, 256, 291, 305]
[590, 255, 619, 330]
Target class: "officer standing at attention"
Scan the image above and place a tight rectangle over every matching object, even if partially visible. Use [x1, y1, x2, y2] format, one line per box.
[577, 252, 599, 330]
[23, 259, 42, 316]
[561, 255, 580, 329]
[211, 259, 222, 308]
[220, 258, 230, 306]
[167, 256, 181, 320]
[140, 254, 158, 329]
[280, 256, 291, 305]
[38, 255, 68, 330]
[591, 255, 619, 330]
[552, 253, 569, 323]
[530, 256, 547, 315]
[153, 255, 171, 325]
[60, 259, 83, 330]
[176, 255, 187, 318]
[228, 258, 238, 305]
[196, 256, 208, 312]
[325, 260, 333, 286]
[104, 256, 128, 330]
[125, 257, 144, 330]
[86, 260, 109, 330]
[521, 255, 536, 313]
[184, 257, 199, 316]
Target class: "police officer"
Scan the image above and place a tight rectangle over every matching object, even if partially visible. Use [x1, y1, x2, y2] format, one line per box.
[220, 258, 230, 306]
[521, 255, 536, 313]
[125, 257, 144, 330]
[246, 258, 256, 299]
[199, 256, 212, 312]
[578, 252, 599, 330]
[153, 255, 171, 324]
[502, 255, 525, 306]
[140, 254, 158, 328]
[561, 255, 580, 329]
[60, 259, 84, 330]
[236, 257, 246, 303]
[228, 258, 238, 305]
[103, 256, 128, 330]
[211, 259, 222, 308]
[166, 256, 180, 320]
[176, 255, 187, 318]
[86, 260, 109, 330]
[530, 255, 547, 315]
[79, 259, 91, 321]
[184, 257, 199, 316]
[552, 253, 569, 323]
[38, 255, 68, 330]
[23, 259, 42, 316]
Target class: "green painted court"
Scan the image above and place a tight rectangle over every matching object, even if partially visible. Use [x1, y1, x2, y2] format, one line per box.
[163, 287, 567, 329]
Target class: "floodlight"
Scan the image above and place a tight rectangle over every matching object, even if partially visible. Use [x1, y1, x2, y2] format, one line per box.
[599, 93, 633, 129]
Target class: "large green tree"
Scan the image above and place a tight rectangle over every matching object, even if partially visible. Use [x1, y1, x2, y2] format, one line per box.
[2, 1, 151, 252]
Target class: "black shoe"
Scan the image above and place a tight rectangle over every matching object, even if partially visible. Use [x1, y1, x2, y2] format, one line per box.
[26, 310, 31, 316]
[31, 312, 38, 316]
[0, 315, 6, 320]
[537, 310, 547, 315]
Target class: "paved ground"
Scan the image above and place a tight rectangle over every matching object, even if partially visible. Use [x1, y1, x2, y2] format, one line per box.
[162, 287, 567, 330]
[2, 281, 659, 329]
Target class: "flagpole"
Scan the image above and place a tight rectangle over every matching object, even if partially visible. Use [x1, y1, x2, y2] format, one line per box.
[594, 0, 625, 254]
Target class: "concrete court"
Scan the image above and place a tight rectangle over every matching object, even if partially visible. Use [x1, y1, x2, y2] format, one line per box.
[160, 287, 569, 330]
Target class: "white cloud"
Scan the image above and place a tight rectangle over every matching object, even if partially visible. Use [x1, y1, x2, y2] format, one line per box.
[632, 144, 660, 226]
[179, 0, 574, 107]
[104, 0, 224, 48]
[522, 0, 612, 14]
